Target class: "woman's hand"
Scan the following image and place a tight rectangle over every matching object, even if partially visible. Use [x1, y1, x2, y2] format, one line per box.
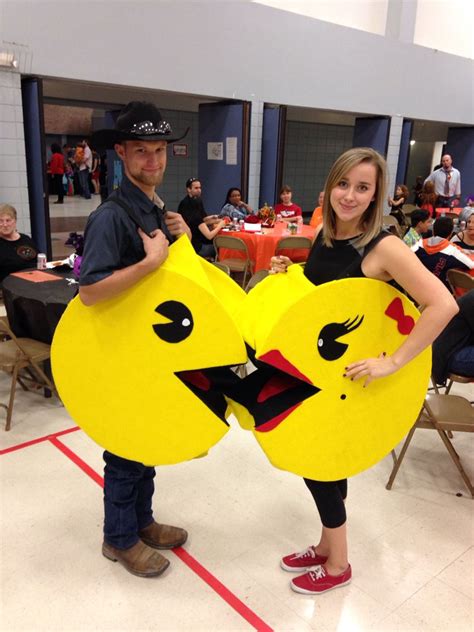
[269, 255, 292, 274]
[344, 352, 399, 387]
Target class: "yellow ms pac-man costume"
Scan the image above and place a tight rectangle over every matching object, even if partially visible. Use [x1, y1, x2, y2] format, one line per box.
[229, 265, 431, 481]
[51, 236, 247, 465]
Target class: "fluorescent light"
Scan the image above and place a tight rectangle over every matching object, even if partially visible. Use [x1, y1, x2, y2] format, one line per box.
[410, 140, 416, 146]
[0, 52, 19, 68]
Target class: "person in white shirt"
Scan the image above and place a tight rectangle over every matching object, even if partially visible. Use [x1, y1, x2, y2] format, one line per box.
[78, 139, 93, 200]
[424, 154, 461, 208]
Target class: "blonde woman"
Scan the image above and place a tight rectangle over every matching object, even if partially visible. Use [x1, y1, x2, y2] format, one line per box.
[271, 148, 457, 595]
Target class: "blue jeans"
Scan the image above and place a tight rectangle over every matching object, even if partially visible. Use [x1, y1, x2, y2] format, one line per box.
[103, 451, 155, 549]
[450, 346, 474, 377]
[78, 168, 91, 199]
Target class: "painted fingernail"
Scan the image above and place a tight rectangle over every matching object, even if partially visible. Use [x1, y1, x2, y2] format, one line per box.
[382, 352, 386, 356]
[343, 373, 346, 377]
[350, 377, 354, 381]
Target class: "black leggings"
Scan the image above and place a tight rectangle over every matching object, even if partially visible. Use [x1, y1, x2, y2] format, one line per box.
[304, 478, 348, 529]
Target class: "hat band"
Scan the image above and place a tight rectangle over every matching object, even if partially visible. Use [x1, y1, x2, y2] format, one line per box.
[126, 120, 172, 136]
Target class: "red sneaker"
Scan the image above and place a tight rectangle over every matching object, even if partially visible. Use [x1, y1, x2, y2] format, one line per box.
[280, 546, 328, 572]
[291, 564, 352, 594]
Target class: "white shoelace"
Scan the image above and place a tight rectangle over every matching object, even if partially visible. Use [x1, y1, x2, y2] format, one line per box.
[294, 547, 316, 560]
[309, 565, 326, 581]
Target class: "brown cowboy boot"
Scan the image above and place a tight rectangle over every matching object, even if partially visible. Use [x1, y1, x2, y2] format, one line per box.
[102, 540, 170, 577]
[139, 521, 188, 549]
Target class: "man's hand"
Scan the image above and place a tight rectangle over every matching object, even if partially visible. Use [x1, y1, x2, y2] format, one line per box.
[164, 210, 191, 238]
[269, 255, 292, 274]
[138, 227, 169, 271]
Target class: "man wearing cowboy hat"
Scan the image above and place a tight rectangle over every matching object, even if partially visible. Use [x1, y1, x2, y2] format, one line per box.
[79, 101, 191, 578]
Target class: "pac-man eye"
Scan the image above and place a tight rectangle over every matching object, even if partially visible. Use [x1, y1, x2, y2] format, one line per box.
[153, 301, 194, 343]
[317, 315, 364, 361]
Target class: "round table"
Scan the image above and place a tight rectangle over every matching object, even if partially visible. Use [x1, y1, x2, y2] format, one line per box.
[218, 223, 316, 272]
[3, 269, 78, 343]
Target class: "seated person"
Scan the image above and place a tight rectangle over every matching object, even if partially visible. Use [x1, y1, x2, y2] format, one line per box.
[419, 180, 437, 217]
[274, 185, 303, 222]
[0, 203, 38, 284]
[388, 184, 409, 226]
[402, 209, 431, 247]
[219, 188, 253, 221]
[451, 210, 474, 251]
[432, 290, 474, 385]
[309, 191, 324, 228]
[177, 179, 225, 258]
[411, 216, 474, 290]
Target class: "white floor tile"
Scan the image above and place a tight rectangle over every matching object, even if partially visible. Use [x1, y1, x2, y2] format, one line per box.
[1, 371, 473, 631]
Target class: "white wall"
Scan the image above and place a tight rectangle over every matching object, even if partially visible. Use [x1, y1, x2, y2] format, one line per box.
[1, 1, 473, 125]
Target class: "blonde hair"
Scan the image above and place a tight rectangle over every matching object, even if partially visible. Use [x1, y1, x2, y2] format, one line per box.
[322, 147, 387, 248]
[0, 204, 17, 220]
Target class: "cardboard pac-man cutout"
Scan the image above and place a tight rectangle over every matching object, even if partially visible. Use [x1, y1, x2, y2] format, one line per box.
[227, 265, 431, 481]
[51, 236, 247, 465]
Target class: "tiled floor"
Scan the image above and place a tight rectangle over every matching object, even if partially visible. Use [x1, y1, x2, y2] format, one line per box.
[0, 371, 472, 632]
[49, 195, 98, 259]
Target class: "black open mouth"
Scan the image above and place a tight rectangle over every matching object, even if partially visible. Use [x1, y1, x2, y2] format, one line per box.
[224, 346, 320, 432]
[175, 366, 242, 426]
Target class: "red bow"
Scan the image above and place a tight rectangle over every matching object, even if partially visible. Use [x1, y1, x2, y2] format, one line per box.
[384, 298, 415, 335]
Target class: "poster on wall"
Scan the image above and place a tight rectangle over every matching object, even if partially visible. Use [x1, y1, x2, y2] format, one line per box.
[226, 137, 238, 165]
[207, 142, 224, 160]
[173, 144, 188, 157]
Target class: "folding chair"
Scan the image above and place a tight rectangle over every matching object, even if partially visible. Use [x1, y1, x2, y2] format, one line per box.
[446, 269, 474, 296]
[213, 235, 253, 288]
[386, 393, 474, 498]
[275, 236, 313, 262]
[402, 204, 417, 216]
[211, 261, 231, 275]
[382, 215, 403, 237]
[244, 269, 269, 293]
[0, 317, 56, 431]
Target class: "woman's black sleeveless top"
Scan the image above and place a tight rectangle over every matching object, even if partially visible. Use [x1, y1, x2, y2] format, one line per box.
[304, 230, 391, 286]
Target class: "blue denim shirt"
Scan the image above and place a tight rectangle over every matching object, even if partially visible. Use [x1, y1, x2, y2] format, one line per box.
[80, 175, 172, 286]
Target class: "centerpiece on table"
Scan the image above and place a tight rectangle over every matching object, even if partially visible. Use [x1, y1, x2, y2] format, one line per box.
[258, 203, 276, 228]
[243, 213, 262, 232]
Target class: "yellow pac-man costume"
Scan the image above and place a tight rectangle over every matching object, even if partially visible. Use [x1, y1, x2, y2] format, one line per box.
[228, 265, 431, 481]
[51, 236, 247, 465]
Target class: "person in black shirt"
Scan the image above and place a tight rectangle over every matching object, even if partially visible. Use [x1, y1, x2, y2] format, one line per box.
[0, 204, 38, 284]
[177, 178, 224, 257]
[82, 101, 191, 579]
[270, 147, 457, 596]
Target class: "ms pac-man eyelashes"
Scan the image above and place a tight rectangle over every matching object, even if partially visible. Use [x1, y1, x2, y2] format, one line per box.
[317, 315, 364, 361]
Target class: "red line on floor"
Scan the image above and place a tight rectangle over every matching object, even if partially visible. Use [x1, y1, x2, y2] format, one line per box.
[0, 425, 80, 456]
[49, 437, 274, 632]
[173, 547, 274, 632]
[49, 436, 104, 487]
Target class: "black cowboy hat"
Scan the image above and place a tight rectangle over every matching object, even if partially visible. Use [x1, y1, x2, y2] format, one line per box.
[90, 101, 189, 149]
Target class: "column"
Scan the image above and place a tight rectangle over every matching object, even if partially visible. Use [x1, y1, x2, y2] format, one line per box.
[0, 67, 29, 233]
[386, 115, 404, 209]
[247, 99, 264, 211]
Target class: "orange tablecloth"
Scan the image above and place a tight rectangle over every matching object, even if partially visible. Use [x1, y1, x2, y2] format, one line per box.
[435, 207, 462, 217]
[217, 223, 316, 272]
